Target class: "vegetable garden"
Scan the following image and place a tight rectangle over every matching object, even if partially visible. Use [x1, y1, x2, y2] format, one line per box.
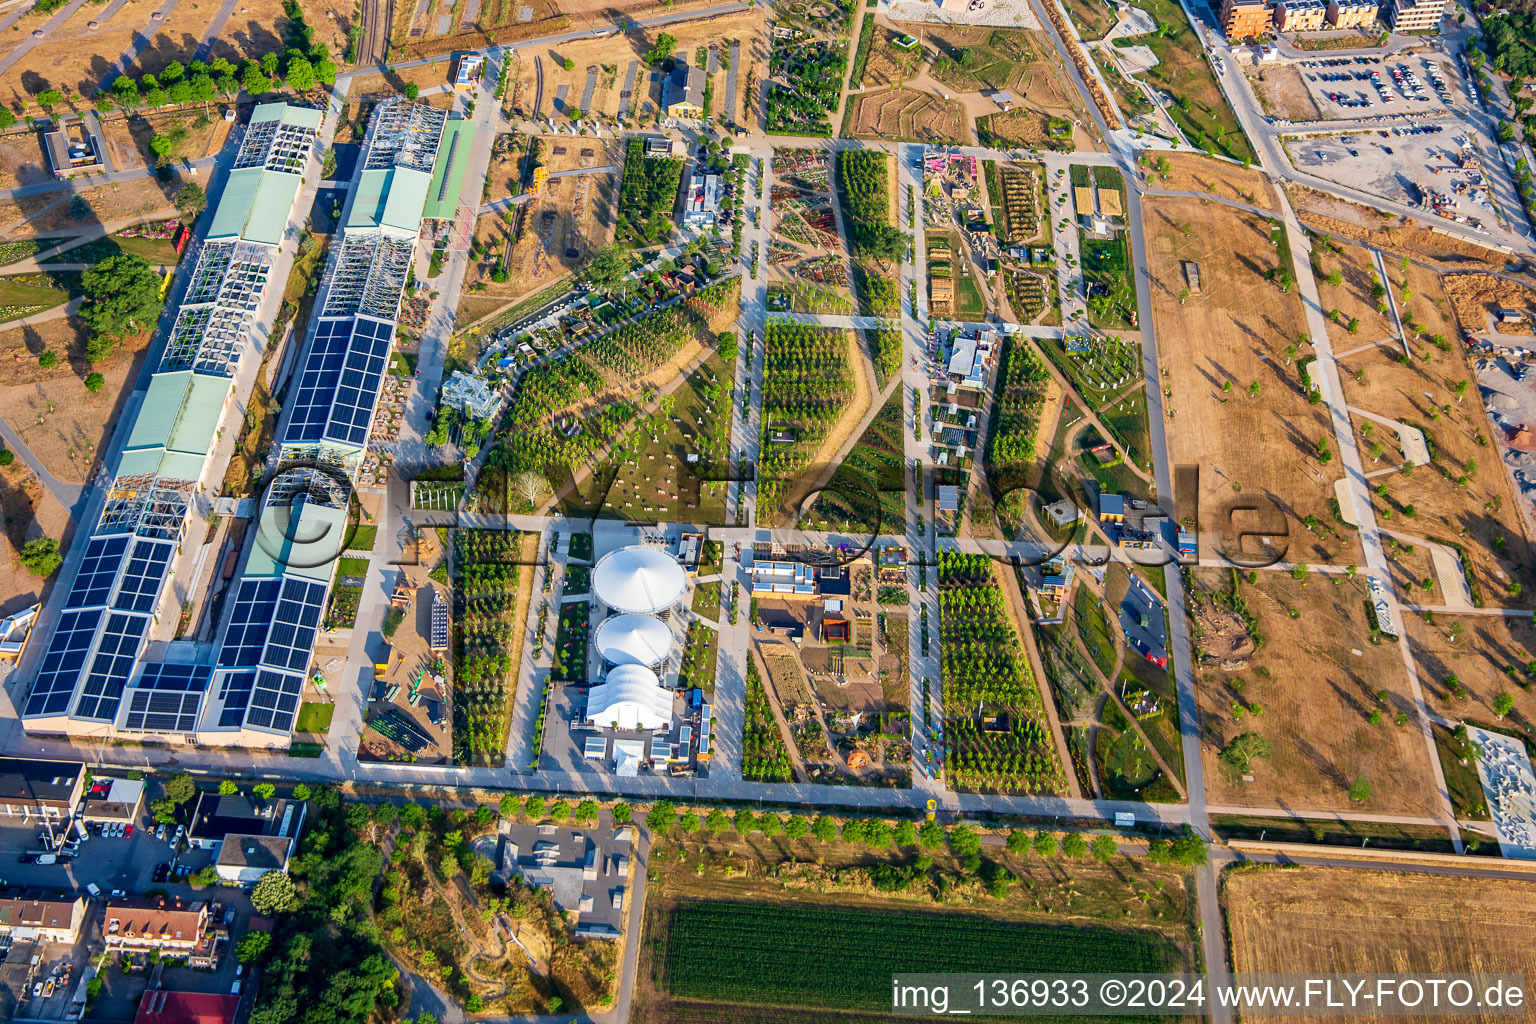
[451, 529, 526, 766]
[939, 550, 1067, 794]
[757, 320, 853, 519]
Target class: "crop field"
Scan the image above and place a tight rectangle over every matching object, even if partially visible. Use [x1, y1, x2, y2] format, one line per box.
[1225, 866, 1536, 1024]
[1144, 197, 1358, 567]
[847, 89, 968, 144]
[1186, 568, 1441, 816]
[657, 900, 1183, 1014]
[757, 320, 856, 523]
[939, 551, 1067, 794]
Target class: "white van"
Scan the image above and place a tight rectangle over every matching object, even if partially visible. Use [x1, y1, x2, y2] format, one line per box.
[85, 883, 101, 898]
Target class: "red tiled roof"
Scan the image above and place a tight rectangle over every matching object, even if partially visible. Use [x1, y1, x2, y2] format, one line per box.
[134, 991, 239, 1024]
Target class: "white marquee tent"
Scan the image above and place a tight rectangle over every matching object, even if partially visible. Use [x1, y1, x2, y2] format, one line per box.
[585, 664, 674, 731]
[592, 546, 687, 614]
[594, 613, 674, 667]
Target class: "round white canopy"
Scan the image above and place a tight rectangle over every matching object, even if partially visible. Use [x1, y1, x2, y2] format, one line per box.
[595, 613, 674, 667]
[586, 664, 673, 731]
[592, 545, 687, 614]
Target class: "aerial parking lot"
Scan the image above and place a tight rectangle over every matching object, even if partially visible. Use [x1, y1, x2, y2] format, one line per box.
[1292, 54, 1462, 120]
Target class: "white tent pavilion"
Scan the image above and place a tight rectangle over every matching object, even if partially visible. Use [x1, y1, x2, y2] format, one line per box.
[592, 545, 687, 614]
[594, 613, 674, 667]
[585, 664, 674, 731]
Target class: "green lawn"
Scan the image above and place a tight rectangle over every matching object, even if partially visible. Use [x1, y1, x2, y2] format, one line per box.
[1433, 724, 1490, 820]
[954, 270, 986, 320]
[336, 556, 370, 579]
[0, 272, 79, 323]
[389, 352, 418, 377]
[1072, 585, 1116, 677]
[1098, 387, 1153, 471]
[42, 234, 182, 267]
[692, 581, 722, 619]
[348, 525, 378, 551]
[1080, 233, 1137, 331]
[295, 702, 335, 734]
[1112, 0, 1255, 163]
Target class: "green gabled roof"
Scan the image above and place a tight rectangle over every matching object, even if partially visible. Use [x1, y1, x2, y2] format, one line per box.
[422, 121, 474, 222]
[244, 501, 349, 584]
[209, 167, 263, 240]
[168, 373, 230, 454]
[126, 370, 192, 451]
[249, 101, 322, 129]
[246, 172, 301, 245]
[347, 168, 391, 230]
[117, 446, 168, 478]
[382, 167, 431, 233]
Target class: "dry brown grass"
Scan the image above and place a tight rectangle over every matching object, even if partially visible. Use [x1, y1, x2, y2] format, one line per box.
[1189, 569, 1442, 816]
[1290, 186, 1515, 271]
[849, 88, 968, 143]
[1243, 64, 1321, 121]
[1143, 196, 1357, 565]
[1312, 236, 1392, 348]
[0, 177, 174, 236]
[1443, 272, 1536, 336]
[1142, 152, 1276, 212]
[1404, 610, 1536, 735]
[0, 460, 69, 620]
[1225, 865, 1536, 1024]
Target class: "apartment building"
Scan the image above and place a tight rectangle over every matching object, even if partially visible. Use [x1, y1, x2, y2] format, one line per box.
[1274, 0, 1328, 30]
[1386, 0, 1444, 32]
[103, 897, 216, 964]
[1327, 0, 1378, 28]
[1221, 0, 1274, 39]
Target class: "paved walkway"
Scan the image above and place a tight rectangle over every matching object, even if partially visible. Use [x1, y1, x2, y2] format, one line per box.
[0, 412, 83, 512]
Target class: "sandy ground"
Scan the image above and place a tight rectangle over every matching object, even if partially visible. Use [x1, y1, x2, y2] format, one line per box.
[1140, 152, 1276, 212]
[1225, 866, 1536, 1024]
[1403, 609, 1536, 728]
[1444, 273, 1536, 336]
[0, 459, 70, 619]
[1288, 186, 1515, 271]
[1311, 234, 1393, 348]
[0, 334, 149, 485]
[1189, 569, 1442, 817]
[0, 177, 175, 237]
[1143, 195, 1358, 567]
[1243, 64, 1321, 122]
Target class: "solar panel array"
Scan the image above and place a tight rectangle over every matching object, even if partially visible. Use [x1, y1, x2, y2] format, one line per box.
[246, 667, 305, 732]
[65, 535, 131, 610]
[112, 539, 175, 614]
[281, 316, 394, 449]
[217, 578, 282, 669]
[215, 669, 257, 728]
[24, 609, 103, 716]
[74, 612, 150, 720]
[122, 663, 212, 733]
[260, 578, 326, 673]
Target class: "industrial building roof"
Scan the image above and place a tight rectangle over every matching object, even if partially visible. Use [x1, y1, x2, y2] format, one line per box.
[422, 120, 474, 221]
[242, 500, 350, 583]
[119, 371, 229, 481]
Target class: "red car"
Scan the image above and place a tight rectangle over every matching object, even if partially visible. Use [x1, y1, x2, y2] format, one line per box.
[125, 825, 134, 838]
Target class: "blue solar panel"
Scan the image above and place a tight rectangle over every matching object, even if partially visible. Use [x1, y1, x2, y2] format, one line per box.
[282, 318, 354, 444]
[112, 538, 174, 614]
[24, 609, 104, 716]
[73, 612, 149, 721]
[217, 578, 281, 668]
[64, 535, 131, 610]
[216, 669, 257, 727]
[123, 662, 211, 733]
[260, 577, 326, 673]
[245, 667, 304, 732]
[325, 316, 393, 446]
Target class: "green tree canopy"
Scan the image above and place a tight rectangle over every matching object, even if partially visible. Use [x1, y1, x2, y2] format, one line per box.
[79, 254, 161, 345]
[19, 537, 61, 577]
[250, 870, 297, 915]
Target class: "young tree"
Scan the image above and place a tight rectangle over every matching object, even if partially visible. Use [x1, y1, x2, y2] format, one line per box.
[252, 782, 276, 800]
[1005, 829, 1030, 854]
[1089, 834, 1117, 861]
[1219, 730, 1272, 773]
[402, 81, 419, 100]
[585, 243, 629, 293]
[1032, 831, 1059, 857]
[499, 793, 521, 817]
[0, 449, 13, 466]
[574, 799, 599, 824]
[811, 815, 838, 842]
[679, 811, 700, 833]
[611, 802, 631, 824]
[285, 57, 317, 92]
[1062, 832, 1088, 858]
[218, 780, 238, 795]
[176, 182, 207, 222]
[19, 537, 62, 577]
[1493, 690, 1517, 720]
[1348, 777, 1372, 802]
[705, 808, 730, 832]
[646, 800, 675, 830]
[784, 814, 810, 839]
[36, 88, 63, 111]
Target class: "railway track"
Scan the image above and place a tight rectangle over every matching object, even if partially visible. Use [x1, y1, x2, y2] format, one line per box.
[532, 54, 544, 118]
[358, 0, 391, 66]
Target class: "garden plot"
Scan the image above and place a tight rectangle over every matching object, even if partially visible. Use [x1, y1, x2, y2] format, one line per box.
[860, 22, 924, 88]
[767, 149, 853, 314]
[1143, 196, 1357, 566]
[1226, 866, 1536, 1021]
[848, 88, 968, 144]
[1187, 568, 1441, 817]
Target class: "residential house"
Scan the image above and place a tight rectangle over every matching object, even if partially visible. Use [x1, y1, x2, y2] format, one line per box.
[1385, 0, 1443, 31]
[103, 897, 216, 963]
[1326, 0, 1376, 26]
[135, 992, 240, 1024]
[663, 63, 706, 117]
[215, 833, 298, 885]
[1273, 0, 1327, 30]
[1220, 0, 1273, 39]
[0, 757, 84, 819]
[0, 894, 85, 944]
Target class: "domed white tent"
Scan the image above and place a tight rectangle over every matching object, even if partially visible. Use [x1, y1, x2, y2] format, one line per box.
[594, 614, 674, 667]
[592, 546, 687, 614]
[585, 665, 673, 731]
